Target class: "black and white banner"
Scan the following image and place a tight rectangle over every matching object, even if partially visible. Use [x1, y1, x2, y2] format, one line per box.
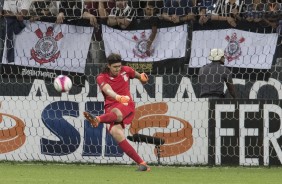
[2, 21, 93, 75]
[190, 28, 278, 80]
[190, 29, 278, 69]
[103, 24, 187, 62]
[102, 23, 188, 74]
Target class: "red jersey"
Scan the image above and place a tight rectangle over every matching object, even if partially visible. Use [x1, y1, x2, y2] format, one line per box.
[96, 66, 135, 107]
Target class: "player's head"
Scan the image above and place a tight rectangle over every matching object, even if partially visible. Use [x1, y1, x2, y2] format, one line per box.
[106, 53, 122, 76]
[208, 48, 225, 64]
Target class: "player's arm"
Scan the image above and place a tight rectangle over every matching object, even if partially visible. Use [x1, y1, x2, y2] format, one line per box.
[135, 71, 149, 84]
[101, 83, 117, 99]
[97, 78, 129, 103]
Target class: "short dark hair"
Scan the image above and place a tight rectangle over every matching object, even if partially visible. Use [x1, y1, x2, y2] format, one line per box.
[107, 53, 122, 65]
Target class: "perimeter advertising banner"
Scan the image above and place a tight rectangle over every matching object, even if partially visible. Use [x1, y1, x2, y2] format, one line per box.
[208, 99, 282, 166]
[0, 75, 209, 165]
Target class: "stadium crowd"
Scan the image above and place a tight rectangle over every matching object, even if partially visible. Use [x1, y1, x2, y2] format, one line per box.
[1, 0, 281, 28]
[0, 0, 281, 63]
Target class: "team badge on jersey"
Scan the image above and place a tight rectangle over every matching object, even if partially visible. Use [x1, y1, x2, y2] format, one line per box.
[31, 27, 63, 64]
[121, 72, 128, 81]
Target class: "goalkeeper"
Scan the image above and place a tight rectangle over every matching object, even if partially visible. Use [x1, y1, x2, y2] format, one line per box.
[84, 53, 150, 171]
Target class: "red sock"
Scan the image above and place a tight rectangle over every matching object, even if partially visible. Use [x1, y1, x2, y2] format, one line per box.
[98, 112, 117, 123]
[118, 139, 143, 164]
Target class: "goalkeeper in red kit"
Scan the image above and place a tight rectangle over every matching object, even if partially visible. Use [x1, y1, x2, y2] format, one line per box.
[83, 53, 150, 171]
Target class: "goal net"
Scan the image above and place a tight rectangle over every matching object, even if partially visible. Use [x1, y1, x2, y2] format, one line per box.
[0, 0, 282, 166]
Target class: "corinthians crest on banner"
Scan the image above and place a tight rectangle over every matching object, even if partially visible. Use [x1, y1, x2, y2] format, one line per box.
[132, 31, 154, 59]
[2, 21, 94, 74]
[31, 27, 63, 64]
[224, 33, 245, 62]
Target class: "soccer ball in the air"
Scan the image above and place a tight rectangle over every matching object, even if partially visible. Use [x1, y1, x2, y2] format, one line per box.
[53, 75, 72, 92]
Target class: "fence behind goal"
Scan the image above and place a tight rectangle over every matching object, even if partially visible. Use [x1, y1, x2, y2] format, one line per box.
[0, 0, 282, 166]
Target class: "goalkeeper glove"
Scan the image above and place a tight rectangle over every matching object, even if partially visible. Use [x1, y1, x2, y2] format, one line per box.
[140, 73, 148, 84]
[115, 95, 130, 104]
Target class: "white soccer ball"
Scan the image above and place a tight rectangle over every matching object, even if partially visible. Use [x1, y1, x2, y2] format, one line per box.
[53, 75, 72, 93]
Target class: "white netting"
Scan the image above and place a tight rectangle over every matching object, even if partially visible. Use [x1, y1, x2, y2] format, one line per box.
[0, 0, 281, 166]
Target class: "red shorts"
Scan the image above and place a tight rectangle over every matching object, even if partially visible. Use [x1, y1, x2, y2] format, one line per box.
[105, 102, 135, 130]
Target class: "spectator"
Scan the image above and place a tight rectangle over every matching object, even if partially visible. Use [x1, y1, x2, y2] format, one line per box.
[55, 0, 99, 27]
[98, 0, 116, 19]
[136, 1, 163, 56]
[162, 0, 195, 23]
[84, 1, 100, 23]
[56, 0, 84, 24]
[206, 0, 246, 27]
[199, 48, 236, 99]
[29, 0, 59, 22]
[32, 0, 57, 16]
[260, 0, 282, 29]
[47, 1, 60, 16]
[244, 0, 264, 23]
[195, 0, 217, 25]
[82, 3, 98, 28]
[3, 0, 32, 20]
[84, 1, 106, 64]
[99, 0, 137, 29]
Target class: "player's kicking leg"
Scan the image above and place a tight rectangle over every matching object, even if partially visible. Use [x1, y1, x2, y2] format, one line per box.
[83, 112, 100, 128]
[137, 161, 150, 171]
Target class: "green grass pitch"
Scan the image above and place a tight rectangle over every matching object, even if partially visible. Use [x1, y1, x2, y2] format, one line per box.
[0, 163, 281, 184]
